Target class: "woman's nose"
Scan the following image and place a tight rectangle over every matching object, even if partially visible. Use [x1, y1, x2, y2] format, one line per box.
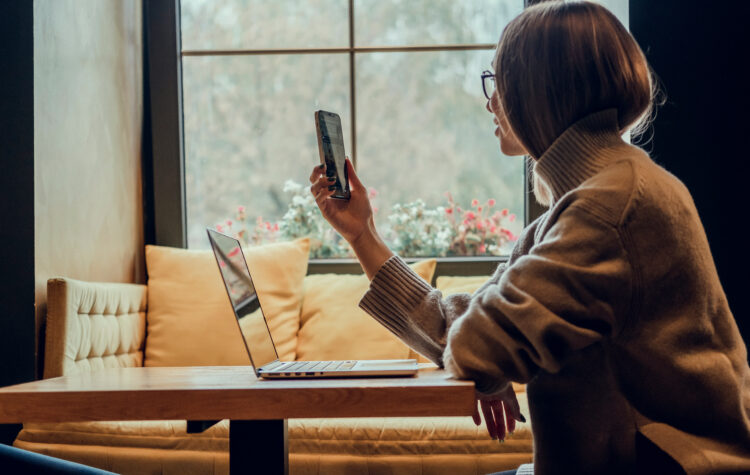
[486, 99, 493, 113]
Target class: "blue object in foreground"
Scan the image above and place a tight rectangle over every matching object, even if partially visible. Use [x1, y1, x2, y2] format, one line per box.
[0, 444, 116, 474]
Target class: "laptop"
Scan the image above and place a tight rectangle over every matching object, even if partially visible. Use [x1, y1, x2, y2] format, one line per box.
[207, 228, 419, 379]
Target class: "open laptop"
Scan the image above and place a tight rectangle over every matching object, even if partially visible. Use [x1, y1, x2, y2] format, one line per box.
[207, 228, 418, 379]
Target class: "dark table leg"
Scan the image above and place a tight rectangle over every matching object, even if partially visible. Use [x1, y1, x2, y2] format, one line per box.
[230, 419, 288, 475]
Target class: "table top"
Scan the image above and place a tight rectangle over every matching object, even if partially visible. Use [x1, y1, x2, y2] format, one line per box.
[0, 366, 475, 423]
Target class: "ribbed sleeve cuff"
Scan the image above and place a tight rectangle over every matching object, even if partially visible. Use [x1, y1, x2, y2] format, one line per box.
[359, 256, 442, 360]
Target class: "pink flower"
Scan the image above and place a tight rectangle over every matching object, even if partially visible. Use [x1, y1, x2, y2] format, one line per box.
[216, 224, 224, 232]
[490, 225, 497, 233]
[265, 221, 271, 230]
[373, 206, 379, 213]
[477, 206, 482, 212]
[226, 219, 233, 227]
[471, 199, 479, 207]
[487, 199, 496, 207]
[509, 213, 516, 222]
[237, 206, 245, 213]
[476, 221, 484, 230]
[478, 244, 486, 254]
[273, 223, 279, 232]
[368, 187, 378, 199]
[445, 208, 453, 215]
[501, 208, 509, 217]
[465, 211, 476, 220]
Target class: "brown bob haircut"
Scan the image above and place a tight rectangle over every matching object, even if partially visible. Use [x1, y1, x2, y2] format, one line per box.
[494, 1, 655, 159]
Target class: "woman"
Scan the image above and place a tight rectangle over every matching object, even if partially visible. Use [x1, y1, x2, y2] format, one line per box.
[309, 2, 750, 473]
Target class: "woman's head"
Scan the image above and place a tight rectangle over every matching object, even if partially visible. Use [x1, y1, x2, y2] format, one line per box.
[492, 0, 656, 159]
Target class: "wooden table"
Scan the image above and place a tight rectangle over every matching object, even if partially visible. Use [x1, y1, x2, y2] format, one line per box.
[0, 366, 475, 474]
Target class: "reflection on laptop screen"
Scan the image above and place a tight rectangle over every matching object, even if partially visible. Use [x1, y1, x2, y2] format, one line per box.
[207, 229, 278, 370]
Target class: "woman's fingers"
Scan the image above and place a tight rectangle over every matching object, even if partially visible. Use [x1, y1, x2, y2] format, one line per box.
[492, 400, 506, 442]
[310, 164, 337, 202]
[472, 400, 481, 426]
[344, 157, 362, 189]
[480, 400, 496, 439]
[503, 401, 516, 434]
[502, 386, 524, 423]
[309, 163, 326, 183]
[313, 184, 335, 205]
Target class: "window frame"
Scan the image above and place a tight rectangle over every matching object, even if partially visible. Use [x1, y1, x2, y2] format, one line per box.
[144, 0, 541, 275]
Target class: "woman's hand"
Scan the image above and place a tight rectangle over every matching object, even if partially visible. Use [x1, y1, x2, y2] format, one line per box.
[309, 158, 373, 245]
[472, 384, 526, 442]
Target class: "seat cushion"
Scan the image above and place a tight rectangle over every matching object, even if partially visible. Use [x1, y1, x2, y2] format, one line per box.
[296, 259, 436, 361]
[144, 238, 310, 366]
[15, 391, 532, 475]
[16, 392, 532, 456]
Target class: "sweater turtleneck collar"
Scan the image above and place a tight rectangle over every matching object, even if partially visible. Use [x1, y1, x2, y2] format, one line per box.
[534, 108, 628, 204]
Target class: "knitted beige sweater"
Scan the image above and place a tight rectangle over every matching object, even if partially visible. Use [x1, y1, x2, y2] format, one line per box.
[360, 109, 750, 474]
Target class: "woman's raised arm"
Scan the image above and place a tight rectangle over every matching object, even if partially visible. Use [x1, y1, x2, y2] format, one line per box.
[309, 158, 393, 279]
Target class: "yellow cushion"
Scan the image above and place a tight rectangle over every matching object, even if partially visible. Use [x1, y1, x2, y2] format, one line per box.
[435, 275, 488, 295]
[297, 259, 436, 361]
[144, 238, 310, 366]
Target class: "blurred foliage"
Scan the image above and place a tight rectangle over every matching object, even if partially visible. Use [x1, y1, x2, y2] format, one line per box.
[215, 181, 518, 259]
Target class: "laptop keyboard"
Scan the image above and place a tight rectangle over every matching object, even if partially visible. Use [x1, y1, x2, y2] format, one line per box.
[275, 360, 357, 372]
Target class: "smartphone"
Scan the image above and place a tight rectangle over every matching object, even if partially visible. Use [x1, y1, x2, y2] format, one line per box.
[314, 110, 350, 200]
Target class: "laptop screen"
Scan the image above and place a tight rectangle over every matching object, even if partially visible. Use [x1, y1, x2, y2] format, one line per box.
[207, 229, 278, 371]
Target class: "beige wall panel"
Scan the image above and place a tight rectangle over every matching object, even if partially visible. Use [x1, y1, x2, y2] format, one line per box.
[34, 0, 144, 372]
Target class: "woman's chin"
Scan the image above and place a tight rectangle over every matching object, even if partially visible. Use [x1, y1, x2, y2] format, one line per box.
[499, 140, 526, 157]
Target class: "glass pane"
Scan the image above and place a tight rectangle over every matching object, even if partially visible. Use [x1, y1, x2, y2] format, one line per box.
[356, 51, 524, 257]
[354, 0, 523, 47]
[592, 0, 629, 26]
[183, 54, 350, 249]
[180, 0, 349, 50]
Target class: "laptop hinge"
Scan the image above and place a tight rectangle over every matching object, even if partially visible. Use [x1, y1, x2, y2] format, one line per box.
[260, 360, 284, 372]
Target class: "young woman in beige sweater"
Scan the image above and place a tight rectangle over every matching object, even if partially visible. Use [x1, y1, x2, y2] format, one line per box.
[309, 2, 750, 473]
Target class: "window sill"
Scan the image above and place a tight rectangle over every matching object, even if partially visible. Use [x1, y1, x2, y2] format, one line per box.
[308, 256, 507, 283]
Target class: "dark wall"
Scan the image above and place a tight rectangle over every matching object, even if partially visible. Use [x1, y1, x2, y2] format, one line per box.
[0, 2, 35, 445]
[630, 1, 749, 344]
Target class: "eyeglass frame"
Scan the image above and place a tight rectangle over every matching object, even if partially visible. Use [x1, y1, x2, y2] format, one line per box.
[481, 70, 496, 101]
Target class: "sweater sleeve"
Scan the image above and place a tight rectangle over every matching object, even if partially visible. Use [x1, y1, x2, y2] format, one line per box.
[444, 204, 632, 395]
[359, 256, 508, 366]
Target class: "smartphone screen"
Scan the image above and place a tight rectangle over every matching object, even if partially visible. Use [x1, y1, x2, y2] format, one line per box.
[315, 110, 350, 200]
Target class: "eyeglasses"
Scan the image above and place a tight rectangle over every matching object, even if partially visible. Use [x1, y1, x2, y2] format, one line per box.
[481, 70, 495, 101]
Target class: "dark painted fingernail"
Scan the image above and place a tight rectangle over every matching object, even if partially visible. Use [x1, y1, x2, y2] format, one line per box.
[327, 185, 336, 191]
[318, 163, 325, 169]
[519, 414, 526, 423]
[327, 176, 336, 182]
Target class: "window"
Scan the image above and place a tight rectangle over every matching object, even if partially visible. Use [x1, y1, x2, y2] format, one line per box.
[177, 0, 628, 259]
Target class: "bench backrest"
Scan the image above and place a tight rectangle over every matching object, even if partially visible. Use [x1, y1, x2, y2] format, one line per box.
[44, 278, 147, 378]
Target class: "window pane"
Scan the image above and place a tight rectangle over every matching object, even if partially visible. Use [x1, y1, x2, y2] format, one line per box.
[180, 0, 349, 50]
[592, 0, 628, 26]
[183, 54, 350, 249]
[356, 51, 524, 257]
[354, 0, 523, 47]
